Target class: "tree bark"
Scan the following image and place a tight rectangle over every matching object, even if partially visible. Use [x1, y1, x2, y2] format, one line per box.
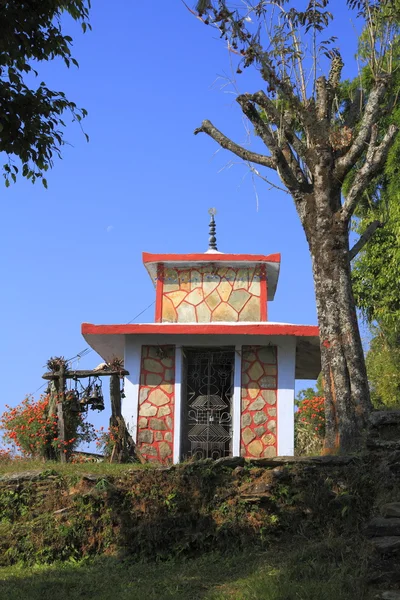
[303, 187, 372, 453]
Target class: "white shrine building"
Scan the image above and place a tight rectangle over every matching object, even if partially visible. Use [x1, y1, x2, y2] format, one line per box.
[82, 213, 320, 464]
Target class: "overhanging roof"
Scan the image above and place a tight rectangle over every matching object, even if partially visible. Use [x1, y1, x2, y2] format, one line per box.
[82, 321, 320, 379]
[142, 252, 281, 301]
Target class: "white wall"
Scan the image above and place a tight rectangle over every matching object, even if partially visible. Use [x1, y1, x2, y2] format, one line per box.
[232, 345, 242, 457]
[123, 337, 142, 442]
[123, 334, 296, 460]
[277, 338, 296, 456]
[173, 346, 182, 464]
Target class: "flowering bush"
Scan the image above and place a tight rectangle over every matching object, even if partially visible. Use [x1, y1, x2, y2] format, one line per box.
[0, 447, 15, 463]
[295, 396, 325, 456]
[297, 396, 325, 436]
[95, 426, 118, 457]
[1, 395, 96, 460]
[1, 396, 58, 458]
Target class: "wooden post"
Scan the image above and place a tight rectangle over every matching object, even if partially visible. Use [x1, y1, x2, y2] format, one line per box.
[110, 373, 122, 421]
[109, 373, 145, 464]
[109, 374, 123, 463]
[56, 364, 67, 463]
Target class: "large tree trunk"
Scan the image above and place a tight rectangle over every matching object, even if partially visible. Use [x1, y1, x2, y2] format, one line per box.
[305, 187, 372, 453]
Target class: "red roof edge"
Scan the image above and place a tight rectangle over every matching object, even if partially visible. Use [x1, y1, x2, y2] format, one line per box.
[142, 252, 281, 265]
[82, 322, 319, 337]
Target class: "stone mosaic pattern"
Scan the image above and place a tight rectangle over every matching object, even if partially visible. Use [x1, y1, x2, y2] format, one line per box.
[240, 346, 278, 458]
[161, 266, 264, 323]
[137, 345, 175, 464]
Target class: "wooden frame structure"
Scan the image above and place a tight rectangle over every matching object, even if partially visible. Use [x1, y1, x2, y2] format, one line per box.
[42, 366, 143, 463]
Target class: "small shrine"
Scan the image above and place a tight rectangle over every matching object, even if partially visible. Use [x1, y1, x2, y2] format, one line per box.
[82, 210, 320, 464]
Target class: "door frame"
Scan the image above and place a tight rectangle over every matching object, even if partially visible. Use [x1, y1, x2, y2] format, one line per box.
[178, 345, 236, 462]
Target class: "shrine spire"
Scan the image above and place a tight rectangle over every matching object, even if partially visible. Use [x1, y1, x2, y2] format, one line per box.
[208, 207, 218, 251]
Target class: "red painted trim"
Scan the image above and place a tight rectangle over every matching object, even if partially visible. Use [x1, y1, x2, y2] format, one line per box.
[155, 264, 164, 323]
[82, 322, 319, 337]
[260, 265, 267, 321]
[143, 252, 281, 265]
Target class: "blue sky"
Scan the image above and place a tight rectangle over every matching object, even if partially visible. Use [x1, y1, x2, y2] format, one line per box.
[0, 1, 366, 438]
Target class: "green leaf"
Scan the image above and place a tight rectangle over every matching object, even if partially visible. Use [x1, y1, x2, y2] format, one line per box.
[0, 1, 91, 185]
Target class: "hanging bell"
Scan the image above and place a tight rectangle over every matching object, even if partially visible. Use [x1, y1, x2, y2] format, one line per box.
[90, 384, 105, 411]
[66, 389, 81, 413]
[79, 385, 92, 408]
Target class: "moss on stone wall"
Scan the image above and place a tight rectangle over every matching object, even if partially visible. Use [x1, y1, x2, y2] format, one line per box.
[0, 456, 381, 566]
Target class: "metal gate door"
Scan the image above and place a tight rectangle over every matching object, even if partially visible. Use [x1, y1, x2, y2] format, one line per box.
[181, 348, 234, 460]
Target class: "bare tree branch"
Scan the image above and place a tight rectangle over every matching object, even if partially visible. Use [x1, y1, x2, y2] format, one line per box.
[236, 95, 281, 156]
[261, 1, 307, 104]
[249, 91, 307, 160]
[349, 220, 383, 261]
[236, 94, 302, 192]
[341, 124, 398, 222]
[258, 55, 314, 133]
[194, 120, 277, 170]
[246, 163, 290, 195]
[328, 54, 344, 91]
[344, 88, 363, 129]
[316, 76, 329, 123]
[336, 79, 389, 180]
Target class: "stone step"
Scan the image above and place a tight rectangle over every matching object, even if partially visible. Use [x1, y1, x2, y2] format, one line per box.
[369, 411, 400, 428]
[366, 518, 400, 537]
[370, 536, 400, 554]
[214, 456, 245, 468]
[382, 504, 400, 518]
[368, 568, 400, 585]
[374, 592, 400, 600]
[0, 470, 46, 483]
[367, 440, 400, 451]
[247, 455, 357, 467]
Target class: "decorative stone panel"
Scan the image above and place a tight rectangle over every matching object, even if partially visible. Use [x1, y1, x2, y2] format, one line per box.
[160, 266, 266, 323]
[137, 345, 175, 464]
[240, 345, 277, 458]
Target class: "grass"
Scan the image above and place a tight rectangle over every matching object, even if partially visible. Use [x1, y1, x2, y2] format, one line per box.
[0, 459, 155, 476]
[0, 457, 380, 598]
[0, 537, 373, 600]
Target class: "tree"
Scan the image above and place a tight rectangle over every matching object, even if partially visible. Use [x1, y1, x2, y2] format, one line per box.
[338, 33, 400, 406]
[0, 0, 91, 187]
[189, 0, 400, 452]
[349, 44, 400, 344]
[365, 332, 400, 406]
[352, 204, 400, 407]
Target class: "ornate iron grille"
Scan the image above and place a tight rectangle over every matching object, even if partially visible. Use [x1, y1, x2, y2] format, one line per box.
[181, 348, 234, 460]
